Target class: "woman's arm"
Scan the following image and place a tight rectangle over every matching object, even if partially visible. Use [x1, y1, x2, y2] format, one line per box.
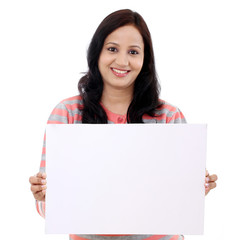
[30, 101, 70, 218]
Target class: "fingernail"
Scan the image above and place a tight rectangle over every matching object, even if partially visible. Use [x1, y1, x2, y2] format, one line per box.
[206, 177, 210, 183]
[41, 180, 46, 184]
[205, 183, 209, 187]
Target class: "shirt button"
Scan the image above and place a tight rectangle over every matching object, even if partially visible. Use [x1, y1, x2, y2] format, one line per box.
[117, 117, 123, 123]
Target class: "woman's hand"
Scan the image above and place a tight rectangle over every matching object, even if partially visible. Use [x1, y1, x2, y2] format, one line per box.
[205, 169, 218, 195]
[29, 172, 47, 201]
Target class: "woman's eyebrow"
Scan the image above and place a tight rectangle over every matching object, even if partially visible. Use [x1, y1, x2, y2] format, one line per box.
[105, 42, 119, 46]
[105, 42, 142, 50]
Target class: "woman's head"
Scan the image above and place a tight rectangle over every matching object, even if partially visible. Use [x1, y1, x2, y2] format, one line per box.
[79, 9, 160, 123]
[86, 9, 155, 88]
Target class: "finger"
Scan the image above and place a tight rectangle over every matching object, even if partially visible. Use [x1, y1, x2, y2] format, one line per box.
[205, 181, 217, 196]
[31, 184, 47, 194]
[29, 176, 47, 185]
[36, 172, 47, 179]
[36, 172, 42, 177]
[42, 172, 47, 179]
[37, 172, 47, 178]
[205, 181, 217, 189]
[208, 174, 218, 182]
[208, 182, 217, 190]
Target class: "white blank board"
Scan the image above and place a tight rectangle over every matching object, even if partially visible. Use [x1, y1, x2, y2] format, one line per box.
[45, 124, 207, 235]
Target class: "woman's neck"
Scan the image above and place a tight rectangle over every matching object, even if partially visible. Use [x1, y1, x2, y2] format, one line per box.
[101, 87, 133, 115]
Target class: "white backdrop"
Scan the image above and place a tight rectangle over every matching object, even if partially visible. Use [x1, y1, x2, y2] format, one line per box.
[0, 0, 239, 239]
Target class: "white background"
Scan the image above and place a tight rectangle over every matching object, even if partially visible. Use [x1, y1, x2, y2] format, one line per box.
[0, 0, 239, 239]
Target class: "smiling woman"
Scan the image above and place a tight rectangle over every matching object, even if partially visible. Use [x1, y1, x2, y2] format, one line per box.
[98, 25, 144, 101]
[29, 8, 218, 240]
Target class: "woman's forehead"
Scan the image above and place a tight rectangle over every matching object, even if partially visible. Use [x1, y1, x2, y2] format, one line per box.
[104, 25, 144, 47]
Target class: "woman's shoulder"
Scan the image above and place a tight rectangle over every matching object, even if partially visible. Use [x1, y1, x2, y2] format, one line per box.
[60, 95, 83, 106]
[54, 95, 84, 112]
[143, 99, 186, 124]
[47, 95, 83, 124]
[156, 99, 182, 113]
[157, 99, 186, 123]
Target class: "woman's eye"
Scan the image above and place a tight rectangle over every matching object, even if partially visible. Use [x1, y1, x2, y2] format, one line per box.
[129, 50, 139, 55]
[108, 47, 117, 52]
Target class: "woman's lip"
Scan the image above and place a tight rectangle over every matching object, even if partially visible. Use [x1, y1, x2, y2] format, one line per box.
[110, 67, 131, 77]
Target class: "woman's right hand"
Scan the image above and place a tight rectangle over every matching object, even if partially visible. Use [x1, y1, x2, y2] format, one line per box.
[29, 172, 47, 201]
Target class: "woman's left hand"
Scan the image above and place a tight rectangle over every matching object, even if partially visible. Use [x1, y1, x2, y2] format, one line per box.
[205, 169, 218, 195]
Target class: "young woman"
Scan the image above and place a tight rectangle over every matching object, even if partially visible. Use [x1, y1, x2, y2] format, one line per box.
[29, 9, 218, 240]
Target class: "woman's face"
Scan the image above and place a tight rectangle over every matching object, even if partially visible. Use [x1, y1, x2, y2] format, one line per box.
[98, 25, 144, 92]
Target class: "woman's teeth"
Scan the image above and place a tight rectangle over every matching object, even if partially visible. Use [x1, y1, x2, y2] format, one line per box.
[112, 68, 128, 74]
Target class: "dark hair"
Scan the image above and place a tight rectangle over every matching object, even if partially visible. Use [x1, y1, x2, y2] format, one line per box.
[78, 9, 161, 123]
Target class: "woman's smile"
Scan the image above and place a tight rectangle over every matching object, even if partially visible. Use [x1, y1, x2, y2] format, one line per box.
[110, 67, 131, 77]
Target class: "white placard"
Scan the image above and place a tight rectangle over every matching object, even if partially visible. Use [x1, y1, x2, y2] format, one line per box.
[45, 124, 207, 235]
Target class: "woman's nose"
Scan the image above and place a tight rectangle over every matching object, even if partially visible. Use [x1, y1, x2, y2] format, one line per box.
[115, 52, 129, 67]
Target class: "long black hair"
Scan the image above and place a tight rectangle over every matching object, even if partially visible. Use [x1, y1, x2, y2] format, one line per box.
[78, 9, 161, 123]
